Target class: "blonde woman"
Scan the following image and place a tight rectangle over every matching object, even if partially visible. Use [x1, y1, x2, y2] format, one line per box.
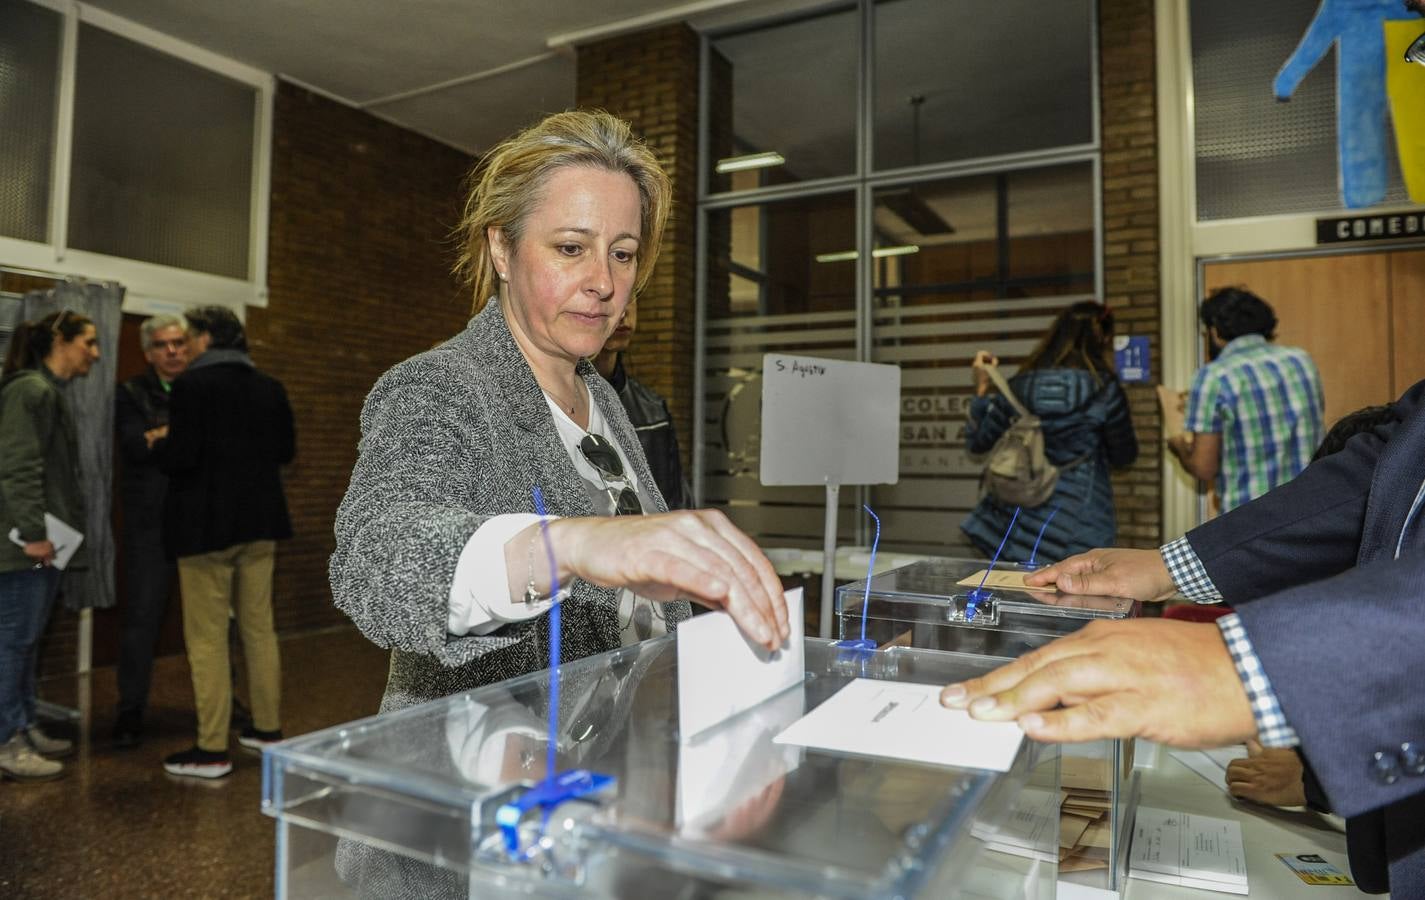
[331, 110, 789, 717]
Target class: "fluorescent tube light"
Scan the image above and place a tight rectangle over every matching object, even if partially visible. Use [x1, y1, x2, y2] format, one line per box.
[814, 245, 920, 263]
[715, 151, 786, 174]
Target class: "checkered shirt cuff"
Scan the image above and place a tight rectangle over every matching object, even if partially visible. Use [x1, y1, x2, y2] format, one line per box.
[1217, 613, 1299, 748]
[1159, 536, 1223, 603]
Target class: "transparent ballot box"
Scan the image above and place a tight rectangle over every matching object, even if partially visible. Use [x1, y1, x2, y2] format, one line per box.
[835, 559, 1142, 892]
[263, 637, 1059, 899]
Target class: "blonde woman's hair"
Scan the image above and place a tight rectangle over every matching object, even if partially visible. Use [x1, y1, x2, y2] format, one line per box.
[455, 109, 672, 314]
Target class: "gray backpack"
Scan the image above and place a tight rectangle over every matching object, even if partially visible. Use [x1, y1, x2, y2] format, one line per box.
[978, 366, 1060, 508]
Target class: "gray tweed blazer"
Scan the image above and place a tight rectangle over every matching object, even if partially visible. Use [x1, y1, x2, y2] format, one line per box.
[330, 300, 691, 714]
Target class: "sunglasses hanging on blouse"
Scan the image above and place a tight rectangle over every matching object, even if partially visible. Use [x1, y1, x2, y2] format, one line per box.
[578, 433, 643, 516]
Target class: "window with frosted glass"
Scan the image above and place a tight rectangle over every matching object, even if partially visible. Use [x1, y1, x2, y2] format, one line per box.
[0, 1, 61, 243]
[868, 163, 1095, 554]
[68, 24, 255, 278]
[703, 192, 859, 548]
[873, 0, 1094, 171]
[707, 6, 858, 193]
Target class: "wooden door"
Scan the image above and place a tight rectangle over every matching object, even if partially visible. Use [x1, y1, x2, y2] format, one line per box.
[1390, 251, 1425, 396]
[1203, 254, 1393, 427]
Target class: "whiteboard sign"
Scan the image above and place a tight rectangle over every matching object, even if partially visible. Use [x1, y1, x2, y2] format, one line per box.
[760, 354, 900, 486]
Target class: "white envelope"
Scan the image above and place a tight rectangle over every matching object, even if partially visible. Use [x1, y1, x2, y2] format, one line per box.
[774, 678, 1025, 773]
[676, 682, 805, 836]
[677, 587, 805, 740]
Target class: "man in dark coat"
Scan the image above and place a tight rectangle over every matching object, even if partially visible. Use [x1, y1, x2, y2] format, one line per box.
[592, 300, 689, 510]
[160, 306, 295, 779]
[112, 314, 189, 747]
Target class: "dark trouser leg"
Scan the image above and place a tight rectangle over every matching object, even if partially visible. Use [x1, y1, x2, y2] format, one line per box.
[116, 525, 174, 715]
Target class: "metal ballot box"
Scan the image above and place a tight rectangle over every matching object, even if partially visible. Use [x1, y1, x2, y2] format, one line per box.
[263, 636, 1059, 899]
[835, 558, 1142, 893]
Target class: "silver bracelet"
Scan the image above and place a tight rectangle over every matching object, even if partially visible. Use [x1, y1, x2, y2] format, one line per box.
[522, 526, 552, 604]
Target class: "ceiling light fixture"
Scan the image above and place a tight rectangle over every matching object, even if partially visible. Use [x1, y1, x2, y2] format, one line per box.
[715, 151, 786, 174]
[814, 245, 921, 264]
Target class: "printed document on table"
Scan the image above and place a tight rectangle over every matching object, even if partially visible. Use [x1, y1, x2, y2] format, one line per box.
[773, 678, 1024, 772]
[1129, 806, 1248, 894]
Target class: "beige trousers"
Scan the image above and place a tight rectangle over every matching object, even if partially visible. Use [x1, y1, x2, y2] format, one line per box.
[176, 540, 281, 751]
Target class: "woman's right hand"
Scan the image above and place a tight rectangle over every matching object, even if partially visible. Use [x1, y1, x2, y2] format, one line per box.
[22, 540, 56, 566]
[547, 510, 791, 651]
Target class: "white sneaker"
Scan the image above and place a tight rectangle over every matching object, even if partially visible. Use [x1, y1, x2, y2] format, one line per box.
[0, 735, 64, 782]
[24, 724, 74, 758]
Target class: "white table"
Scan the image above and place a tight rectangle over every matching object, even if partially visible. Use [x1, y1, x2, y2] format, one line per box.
[1122, 746, 1382, 899]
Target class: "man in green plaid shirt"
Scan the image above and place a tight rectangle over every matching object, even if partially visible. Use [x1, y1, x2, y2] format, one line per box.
[1169, 287, 1324, 512]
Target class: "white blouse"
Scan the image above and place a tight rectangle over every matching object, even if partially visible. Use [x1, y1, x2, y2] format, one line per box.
[446, 381, 672, 645]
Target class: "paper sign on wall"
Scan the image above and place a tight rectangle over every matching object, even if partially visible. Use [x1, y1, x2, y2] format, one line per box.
[1113, 335, 1150, 384]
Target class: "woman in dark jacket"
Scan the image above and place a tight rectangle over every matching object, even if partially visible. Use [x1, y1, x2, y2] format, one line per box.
[960, 301, 1137, 563]
[0, 310, 99, 781]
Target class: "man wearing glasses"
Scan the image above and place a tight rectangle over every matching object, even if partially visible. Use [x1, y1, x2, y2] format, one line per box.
[112, 315, 189, 748]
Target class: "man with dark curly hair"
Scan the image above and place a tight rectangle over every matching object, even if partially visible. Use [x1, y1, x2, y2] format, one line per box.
[1167, 286, 1324, 512]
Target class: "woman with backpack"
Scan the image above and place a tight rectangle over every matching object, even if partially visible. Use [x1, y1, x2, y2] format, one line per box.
[960, 301, 1138, 564]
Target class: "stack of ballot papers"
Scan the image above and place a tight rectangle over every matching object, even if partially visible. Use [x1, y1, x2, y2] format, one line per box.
[1129, 807, 1248, 894]
[1058, 757, 1116, 874]
[970, 754, 1119, 873]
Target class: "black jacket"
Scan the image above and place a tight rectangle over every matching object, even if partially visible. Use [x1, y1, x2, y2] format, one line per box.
[606, 357, 687, 510]
[161, 351, 295, 558]
[116, 367, 172, 529]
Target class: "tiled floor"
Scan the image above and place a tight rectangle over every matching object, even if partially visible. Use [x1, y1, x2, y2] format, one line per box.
[0, 627, 391, 899]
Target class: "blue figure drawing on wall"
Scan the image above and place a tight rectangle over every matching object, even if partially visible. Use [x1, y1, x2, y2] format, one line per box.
[1275, 0, 1419, 208]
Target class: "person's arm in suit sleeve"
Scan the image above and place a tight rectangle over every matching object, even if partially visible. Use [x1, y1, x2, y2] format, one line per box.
[115, 384, 154, 465]
[1231, 553, 1425, 818]
[158, 377, 202, 475]
[1184, 379, 1425, 601]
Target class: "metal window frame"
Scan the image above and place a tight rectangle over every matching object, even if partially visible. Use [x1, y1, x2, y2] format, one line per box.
[694, 0, 1103, 506]
[0, 0, 274, 316]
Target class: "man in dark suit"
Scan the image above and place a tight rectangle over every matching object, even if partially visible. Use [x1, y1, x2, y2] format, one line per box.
[943, 379, 1425, 896]
[160, 306, 295, 779]
[113, 314, 190, 747]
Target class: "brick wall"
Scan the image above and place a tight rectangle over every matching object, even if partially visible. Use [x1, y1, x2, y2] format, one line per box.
[1100, 0, 1163, 548]
[245, 82, 473, 635]
[575, 24, 701, 473]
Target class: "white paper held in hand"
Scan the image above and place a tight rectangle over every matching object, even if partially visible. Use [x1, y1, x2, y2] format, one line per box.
[7, 513, 84, 570]
[676, 587, 805, 740]
[773, 679, 1025, 772]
